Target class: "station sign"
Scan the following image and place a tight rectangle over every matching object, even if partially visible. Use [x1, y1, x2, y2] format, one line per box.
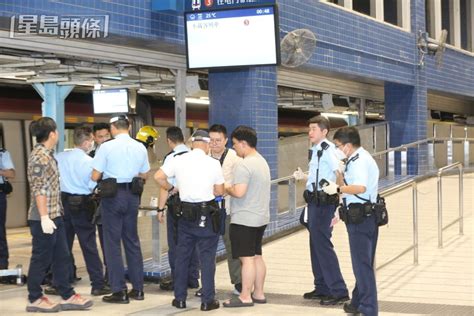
[186, 0, 276, 12]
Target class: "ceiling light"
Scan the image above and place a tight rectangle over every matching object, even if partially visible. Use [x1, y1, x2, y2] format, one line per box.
[94, 82, 102, 90]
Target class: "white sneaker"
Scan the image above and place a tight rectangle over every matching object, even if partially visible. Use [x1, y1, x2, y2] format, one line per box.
[26, 296, 60, 313]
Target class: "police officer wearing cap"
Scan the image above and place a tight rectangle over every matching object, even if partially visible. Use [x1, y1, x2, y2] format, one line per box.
[92, 114, 150, 304]
[0, 147, 15, 270]
[322, 126, 380, 316]
[294, 116, 349, 305]
[155, 126, 200, 292]
[154, 129, 224, 312]
[56, 125, 110, 296]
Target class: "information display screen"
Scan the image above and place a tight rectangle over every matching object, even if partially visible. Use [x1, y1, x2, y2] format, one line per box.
[185, 5, 280, 69]
[92, 89, 129, 114]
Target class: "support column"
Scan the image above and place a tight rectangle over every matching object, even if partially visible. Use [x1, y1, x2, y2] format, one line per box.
[341, 0, 352, 9]
[209, 66, 278, 221]
[468, 0, 474, 51]
[428, 0, 442, 39]
[398, 0, 411, 31]
[385, 0, 428, 175]
[32, 83, 74, 152]
[370, 0, 384, 20]
[174, 69, 187, 134]
[450, 0, 461, 47]
[358, 98, 366, 125]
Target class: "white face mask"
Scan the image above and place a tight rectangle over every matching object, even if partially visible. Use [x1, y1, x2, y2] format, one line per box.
[86, 140, 95, 154]
[335, 148, 346, 160]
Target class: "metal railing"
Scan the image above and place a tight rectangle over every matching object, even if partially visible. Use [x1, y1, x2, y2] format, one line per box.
[437, 162, 464, 248]
[376, 180, 418, 271]
[372, 137, 474, 177]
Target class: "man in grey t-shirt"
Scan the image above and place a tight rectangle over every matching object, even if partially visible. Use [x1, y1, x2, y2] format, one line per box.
[224, 126, 270, 308]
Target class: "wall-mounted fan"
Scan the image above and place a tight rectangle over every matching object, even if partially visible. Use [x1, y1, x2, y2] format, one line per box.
[280, 29, 317, 68]
[417, 29, 448, 67]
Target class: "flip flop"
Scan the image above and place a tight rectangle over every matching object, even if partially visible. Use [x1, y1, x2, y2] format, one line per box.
[223, 297, 254, 308]
[251, 295, 267, 304]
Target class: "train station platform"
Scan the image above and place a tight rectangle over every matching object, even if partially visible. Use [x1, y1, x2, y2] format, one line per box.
[0, 174, 472, 315]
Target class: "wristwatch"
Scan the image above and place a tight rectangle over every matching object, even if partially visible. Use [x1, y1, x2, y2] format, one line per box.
[157, 207, 166, 213]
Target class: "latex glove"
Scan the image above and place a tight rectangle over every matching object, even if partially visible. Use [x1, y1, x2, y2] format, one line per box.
[293, 167, 306, 181]
[338, 160, 345, 173]
[321, 180, 339, 195]
[40, 215, 57, 234]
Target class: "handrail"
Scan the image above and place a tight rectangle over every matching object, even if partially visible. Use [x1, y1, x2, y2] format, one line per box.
[376, 180, 418, 271]
[437, 162, 464, 248]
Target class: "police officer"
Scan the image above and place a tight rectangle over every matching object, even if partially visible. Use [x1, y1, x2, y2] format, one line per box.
[89, 122, 111, 284]
[0, 147, 15, 270]
[154, 130, 224, 312]
[26, 117, 92, 313]
[92, 115, 150, 304]
[56, 125, 110, 296]
[155, 126, 200, 292]
[322, 126, 380, 316]
[294, 116, 349, 305]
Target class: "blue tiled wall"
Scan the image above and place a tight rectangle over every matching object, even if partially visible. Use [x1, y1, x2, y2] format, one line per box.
[208, 66, 279, 221]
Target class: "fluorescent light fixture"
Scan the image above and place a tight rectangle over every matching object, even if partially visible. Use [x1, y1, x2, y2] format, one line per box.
[320, 112, 349, 119]
[94, 82, 102, 90]
[99, 84, 140, 90]
[173, 97, 210, 105]
[27, 77, 70, 83]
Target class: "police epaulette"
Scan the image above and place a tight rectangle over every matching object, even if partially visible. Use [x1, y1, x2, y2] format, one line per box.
[173, 151, 188, 157]
[0, 148, 5, 153]
[163, 150, 174, 161]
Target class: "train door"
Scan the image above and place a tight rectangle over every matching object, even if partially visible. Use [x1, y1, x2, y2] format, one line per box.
[0, 120, 28, 227]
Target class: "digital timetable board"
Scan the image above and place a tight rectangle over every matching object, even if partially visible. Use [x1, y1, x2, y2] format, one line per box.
[185, 5, 280, 69]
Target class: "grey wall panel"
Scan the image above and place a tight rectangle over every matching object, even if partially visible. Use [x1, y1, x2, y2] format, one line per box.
[433, 123, 450, 167]
[278, 69, 384, 100]
[452, 125, 466, 164]
[427, 93, 474, 115]
[1, 120, 28, 228]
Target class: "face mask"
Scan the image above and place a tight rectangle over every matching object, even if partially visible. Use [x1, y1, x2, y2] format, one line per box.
[86, 141, 95, 153]
[335, 148, 346, 160]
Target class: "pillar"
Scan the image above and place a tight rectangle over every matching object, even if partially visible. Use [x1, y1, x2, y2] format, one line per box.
[32, 83, 74, 152]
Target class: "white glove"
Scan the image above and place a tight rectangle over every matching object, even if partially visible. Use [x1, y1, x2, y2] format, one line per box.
[293, 167, 306, 181]
[40, 215, 57, 234]
[338, 160, 345, 173]
[321, 180, 339, 195]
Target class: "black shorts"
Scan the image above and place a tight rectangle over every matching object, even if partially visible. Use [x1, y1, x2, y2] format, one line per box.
[229, 224, 267, 259]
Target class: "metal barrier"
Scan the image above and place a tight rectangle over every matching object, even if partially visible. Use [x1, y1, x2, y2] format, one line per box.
[375, 180, 419, 271]
[436, 162, 464, 248]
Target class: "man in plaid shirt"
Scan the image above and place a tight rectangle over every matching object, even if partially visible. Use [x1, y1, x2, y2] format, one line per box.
[26, 117, 93, 313]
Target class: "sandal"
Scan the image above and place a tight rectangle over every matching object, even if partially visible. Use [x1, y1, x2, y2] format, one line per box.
[223, 297, 254, 308]
[251, 295, 267, 304]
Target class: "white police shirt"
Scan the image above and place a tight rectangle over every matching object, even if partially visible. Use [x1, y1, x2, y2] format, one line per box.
[56, 148, 96, 195]
[161, 148, 224, 203]
[0, 149, 14, 184]
[92, 133, 150, 183]
[306, 139, 340, 192]
[162, 144, 189, 187]
[343, 147, 379, 205]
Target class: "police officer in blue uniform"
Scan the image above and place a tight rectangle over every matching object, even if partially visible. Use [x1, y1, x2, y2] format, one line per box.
[56, 125, 110, 296]
[322, 126, 380, 316]
[154, 130, 224, 312]
[92, 115, 150, 304]
[155, 126, 200, 292]
[294, 116, 349, 305]
[0, 147, 15, 270]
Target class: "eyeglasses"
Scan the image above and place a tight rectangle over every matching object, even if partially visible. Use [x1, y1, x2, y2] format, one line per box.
[335, 143, 345, 149]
